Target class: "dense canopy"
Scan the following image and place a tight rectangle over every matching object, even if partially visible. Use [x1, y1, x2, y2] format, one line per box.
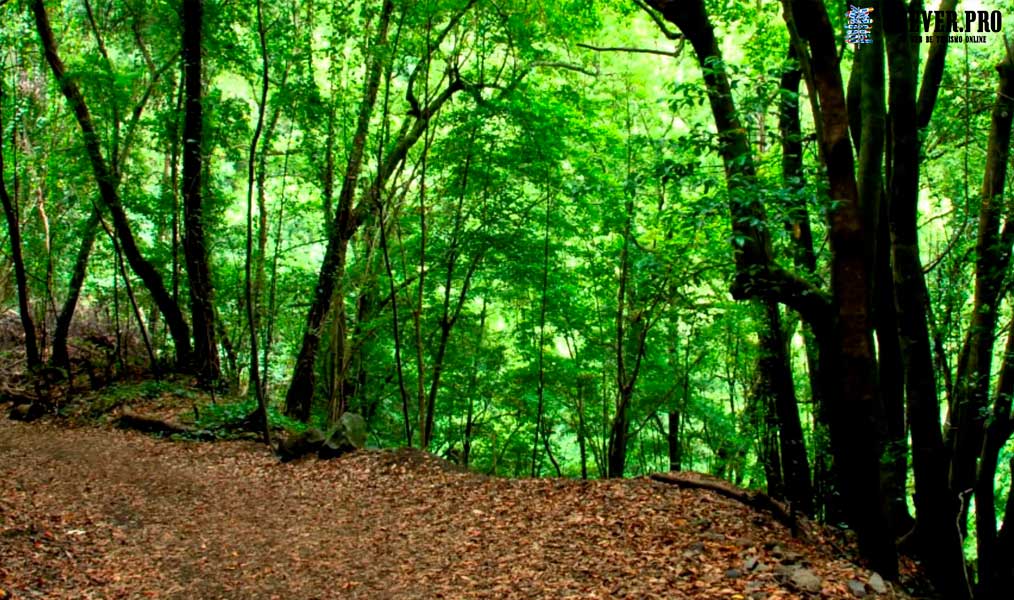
[2, 0, 1014, 597]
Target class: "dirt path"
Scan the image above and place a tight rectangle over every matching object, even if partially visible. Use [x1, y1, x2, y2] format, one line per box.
[1, 418, 905, 599]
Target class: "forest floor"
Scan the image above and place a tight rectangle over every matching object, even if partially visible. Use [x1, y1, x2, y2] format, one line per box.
[1, 407, 927, 599]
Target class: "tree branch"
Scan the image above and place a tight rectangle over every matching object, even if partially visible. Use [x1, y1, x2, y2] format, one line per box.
[635, 0, 682, 40]
[577, 42, 681, 58]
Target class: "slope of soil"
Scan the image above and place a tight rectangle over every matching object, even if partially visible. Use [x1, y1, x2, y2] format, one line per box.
[1, 417, 917, 599]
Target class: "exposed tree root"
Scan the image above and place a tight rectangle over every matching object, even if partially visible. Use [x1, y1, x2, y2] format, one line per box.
[649, 471, 811, 540]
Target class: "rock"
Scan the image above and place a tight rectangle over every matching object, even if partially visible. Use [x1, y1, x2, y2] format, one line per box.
[780, 566, 822, 594]
[743, 556, 759, 571]
[318, 412, 368, 460]
[725, 568, 742, 579]
[8, 401, 44, 422]
[746, 582, 766, 600]
[276, 428, 325, 462]
[340, 412, 367, 448]
[771, 546, 804, 565]
[847, 579, 867, 597]
[867, 573, 888, 594]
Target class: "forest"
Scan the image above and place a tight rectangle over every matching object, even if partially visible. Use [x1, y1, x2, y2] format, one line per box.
[1, 0, 1013, 598]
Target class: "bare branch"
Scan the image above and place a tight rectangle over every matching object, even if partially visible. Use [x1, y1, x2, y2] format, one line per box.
[577, 42, 681, 58]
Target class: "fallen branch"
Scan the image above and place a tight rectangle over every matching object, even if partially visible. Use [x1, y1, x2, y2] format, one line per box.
[649, 471, 811, 540]
[117, 408, 192, 436]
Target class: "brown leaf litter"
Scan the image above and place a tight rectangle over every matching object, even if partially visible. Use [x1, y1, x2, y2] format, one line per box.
[0, 417, 924, 599]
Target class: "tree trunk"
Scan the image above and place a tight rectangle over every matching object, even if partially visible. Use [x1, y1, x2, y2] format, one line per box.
[242, 0, 272, 444]
[531, 192, 552, 476]
[51, 207, 101, 370]
[31, 0, 192, 366]
[976, 317, 1014, 598]
[948, 56, 1014, 539]
[759, 301, 813, 515]
[0, 94, 41, 369]
[284, 0, 395, 421]
[882, 2, 968, 597]
[780, 0, 897, 576]
[181, 0, 220, 386]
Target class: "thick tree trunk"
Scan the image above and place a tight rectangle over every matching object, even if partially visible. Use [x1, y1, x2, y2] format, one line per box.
[181, 0, 220, 386]
[780, 0, 896, 576]
[847, 15, 912, 539]
[648, 0, 892, 571]
[881, 2, 968, 597]
[0, 98, 41, 369]
[31, 0, 192, 366]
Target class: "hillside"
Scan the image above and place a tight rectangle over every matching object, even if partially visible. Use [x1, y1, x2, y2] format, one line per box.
[1, 415, 921, 599]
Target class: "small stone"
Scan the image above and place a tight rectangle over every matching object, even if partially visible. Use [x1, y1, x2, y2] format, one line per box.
[743, 556, 759, 571]
[785, 567, 822, 593]
[725, 568, 743, 579]
[703, 532, 726, 541]
[867, 573, 888, 594]
[847, 579, 867, 597]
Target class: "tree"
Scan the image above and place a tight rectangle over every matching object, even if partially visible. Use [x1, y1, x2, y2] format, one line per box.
[180, 0, 220, 385]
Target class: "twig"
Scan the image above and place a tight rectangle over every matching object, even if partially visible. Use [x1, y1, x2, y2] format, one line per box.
[531, 61, 599, 77]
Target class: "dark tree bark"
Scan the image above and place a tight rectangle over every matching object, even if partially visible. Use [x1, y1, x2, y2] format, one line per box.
[423, 135, 484, 449]
[780, 0, 897, 576]
[967, 52, 1014, 599]
[648, 0, 894, 573]
[757, 302, 813, 515]
[31, 0, 192, 366]
[646, 1, 830, 328]
[51, 207, 101, 370]
[0, 91, 41, 369]
[881, 1, 968, 597]
[846, 12, 912, 539]
[977, 316, 1014, 598]
[949, 55, 1014, 538]
[778, 48, 836, 519]
[608, 194, 636, 479]
[181, 0, 220, 386]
